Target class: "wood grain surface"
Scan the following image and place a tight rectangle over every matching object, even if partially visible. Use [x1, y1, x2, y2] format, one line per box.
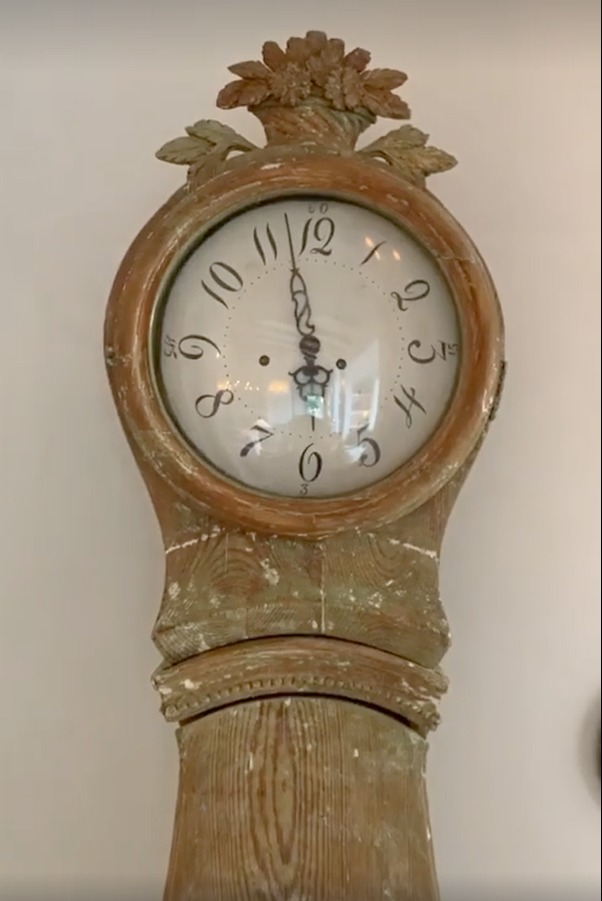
[164, 697, 439, 901]
[147, 454, 485, 670]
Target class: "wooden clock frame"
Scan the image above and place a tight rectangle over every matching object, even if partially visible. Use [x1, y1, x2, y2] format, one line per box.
[104, 30, 505, 901]
[105, 154, 503, 537]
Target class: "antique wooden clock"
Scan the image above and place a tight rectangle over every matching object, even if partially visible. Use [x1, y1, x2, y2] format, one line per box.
[104, 31, 504, 901]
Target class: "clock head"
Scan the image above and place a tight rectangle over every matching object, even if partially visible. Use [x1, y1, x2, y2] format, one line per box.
[105, 30, 503, 535]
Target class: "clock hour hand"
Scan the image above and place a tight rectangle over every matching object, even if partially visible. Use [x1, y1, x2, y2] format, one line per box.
[289, 268, 315, 340]
[284, 213, 317, 340]
[284, 214, 332, 421]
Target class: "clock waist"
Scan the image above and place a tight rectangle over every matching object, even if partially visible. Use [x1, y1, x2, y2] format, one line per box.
[152, 584, 451, 672]
[152, 635, 447, 737]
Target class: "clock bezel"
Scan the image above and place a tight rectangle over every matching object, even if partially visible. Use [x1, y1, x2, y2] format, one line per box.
[149, 192, 462, 500]
[105, 153, 503, 538]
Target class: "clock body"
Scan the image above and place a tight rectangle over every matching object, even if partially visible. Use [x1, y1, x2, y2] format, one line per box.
[104, 31, 505, 901]
[154, 194, 461, 499]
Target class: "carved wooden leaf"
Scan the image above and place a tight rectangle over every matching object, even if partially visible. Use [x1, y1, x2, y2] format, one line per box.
[344, 47, 371, 72]
[228, 60, 271, 80]
[216, 80, 245, 109]
[362, 91, 410, 119]
[185, 119, 253, 149]
[262, 40, 287, 71]
[155, 136, 209, 166]
[218, 78, 270, 108]
[304, 31, 328, 55]
[362, 68, 407, 90]
[156, 119, 256, 175]
[362, 125, 457, 186]
[286, 35, 312, 64]
[378, 124, 425, 148]
[321, 38, 345, 68]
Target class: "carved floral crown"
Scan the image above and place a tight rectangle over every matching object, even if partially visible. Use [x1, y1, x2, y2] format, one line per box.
[156, 31, 456, 188]
[216, 30, 409, 120]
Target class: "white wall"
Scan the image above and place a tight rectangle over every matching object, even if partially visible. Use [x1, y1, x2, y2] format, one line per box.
[1, 1, 599, 897]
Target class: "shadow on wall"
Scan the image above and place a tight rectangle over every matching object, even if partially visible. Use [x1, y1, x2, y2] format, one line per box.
[579, 692, 601, 804]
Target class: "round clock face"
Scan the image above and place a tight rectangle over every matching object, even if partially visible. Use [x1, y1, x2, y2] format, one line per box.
[154, 195, 461, 499]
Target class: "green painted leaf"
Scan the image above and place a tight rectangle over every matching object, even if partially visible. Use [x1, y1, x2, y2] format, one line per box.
[155, 136, 209, 165]
[185, 119, 250, 147]
[362, 125, 456, 185]
[156, 119, 256, 172]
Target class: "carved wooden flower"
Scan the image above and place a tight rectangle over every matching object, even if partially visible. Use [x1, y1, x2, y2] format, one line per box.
[217, 30, 410, 120]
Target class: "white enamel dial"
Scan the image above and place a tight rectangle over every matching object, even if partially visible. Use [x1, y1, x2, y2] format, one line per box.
[154, 196, 460, 498]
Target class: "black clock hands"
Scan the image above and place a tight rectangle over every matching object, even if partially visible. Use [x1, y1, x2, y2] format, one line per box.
[284, 212, 317, 343]
[284, 213, 332, 427]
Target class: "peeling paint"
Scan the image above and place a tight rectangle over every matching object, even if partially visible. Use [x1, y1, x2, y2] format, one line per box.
[402, 542, 438, 560]
[166, 537, 199, 555]
[260, 559, 280, 586]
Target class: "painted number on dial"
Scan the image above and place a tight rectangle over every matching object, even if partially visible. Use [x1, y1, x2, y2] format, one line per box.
[253, 224, 278, 264]
[195, 389, 235, 419]
[299, 205, 335, 257]
[201, 262, 243, 309]
[394, 386, 426, 428]
[163, 333, 221, 359]
[356, 424, 381, 467]
[253, 204, 336, 269]
[408, 340, 459, 364]
[299, 443, 322, 482]
[392, 279, 431, 312]
[240, 423, 274, 457]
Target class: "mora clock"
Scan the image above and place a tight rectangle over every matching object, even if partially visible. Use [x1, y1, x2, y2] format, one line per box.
[105, 31, 504, 901]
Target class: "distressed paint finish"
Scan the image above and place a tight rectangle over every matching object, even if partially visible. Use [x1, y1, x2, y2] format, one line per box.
[104, 31, 505, 901]
[164, 697, 438, 901]
[150, 458, 476, 668]
[146, 423, 486, 671]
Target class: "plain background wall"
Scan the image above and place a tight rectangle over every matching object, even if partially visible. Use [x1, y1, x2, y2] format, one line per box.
[0, 0, 599, 897]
